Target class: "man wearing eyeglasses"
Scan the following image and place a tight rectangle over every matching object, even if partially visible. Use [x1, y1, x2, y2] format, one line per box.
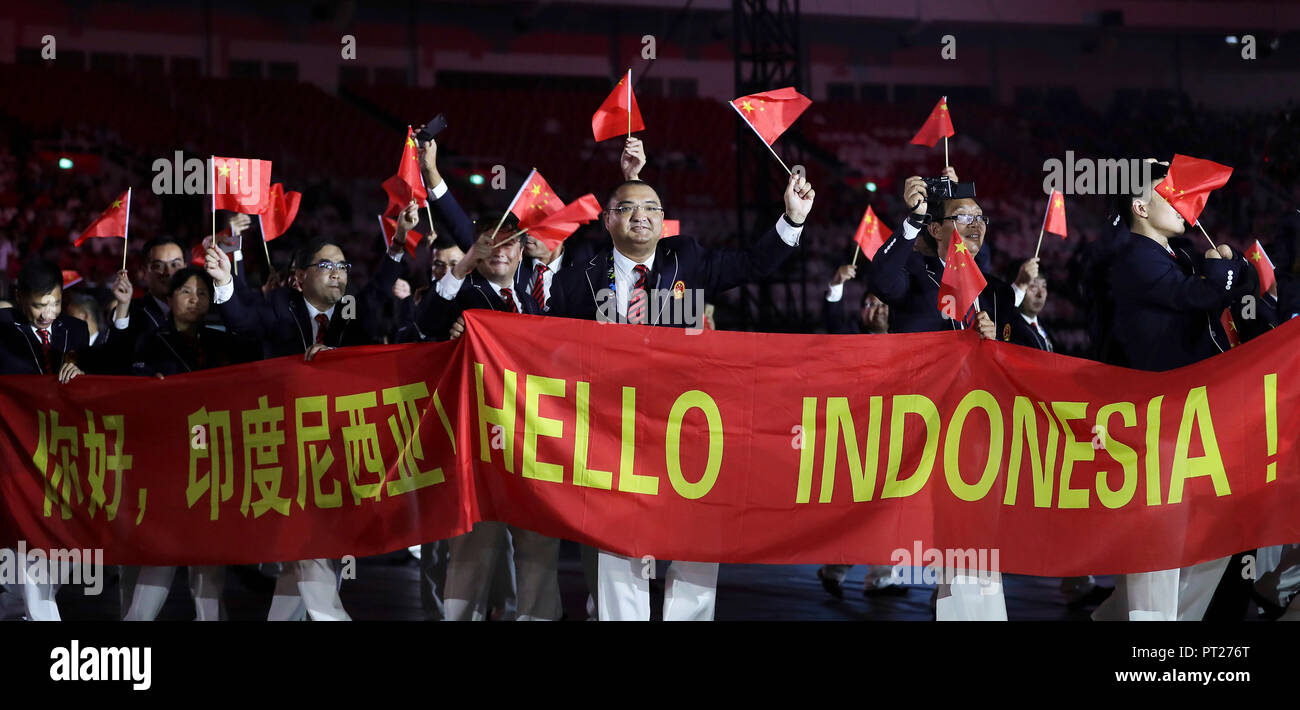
[103, 236, 188, 359]
[201, 204, 415, 622]
[546, 172, 814, 620]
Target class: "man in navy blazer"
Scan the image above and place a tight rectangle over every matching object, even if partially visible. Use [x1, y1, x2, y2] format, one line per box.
[547, 171, 815, 620]
[1092, 161, 1257, 622]
[867, 169, 1037, 344]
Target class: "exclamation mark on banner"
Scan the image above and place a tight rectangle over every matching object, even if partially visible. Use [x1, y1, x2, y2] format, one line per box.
[1265, 373, 1277, 482]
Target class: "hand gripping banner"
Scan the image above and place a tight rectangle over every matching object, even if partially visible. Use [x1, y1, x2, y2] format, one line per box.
[1, 310, 1297, 576]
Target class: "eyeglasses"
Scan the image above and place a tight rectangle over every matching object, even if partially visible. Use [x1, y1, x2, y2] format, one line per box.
[309, 261, 353, 273]
[942, 214, 991, 226]
[605, 205, 664, 218]
[148, 259, 186, 274]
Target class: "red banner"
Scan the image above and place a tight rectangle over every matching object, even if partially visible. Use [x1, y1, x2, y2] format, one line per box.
[2, 311, 1298, 576]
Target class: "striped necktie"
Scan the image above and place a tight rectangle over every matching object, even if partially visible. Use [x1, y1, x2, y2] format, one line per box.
[500, 287, 519, 313]
[627, 264, 649, 324]
[37, 328, 53, 373]
[531, 263, 547, 310]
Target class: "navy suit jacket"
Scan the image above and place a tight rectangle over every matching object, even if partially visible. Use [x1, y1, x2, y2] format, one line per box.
[867, 227, 1017, 338]
[217, 256, 403, 358]
[128, 322, 254, 376]
[412, 271, 542, 341]
[1007, 313, 1052, 351]
[1107, 235, 1256, 371]
[0, 310, 90, 375]
[548, 226, 797, 327]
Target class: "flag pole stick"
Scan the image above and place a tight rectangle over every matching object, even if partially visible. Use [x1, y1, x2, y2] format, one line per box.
[258, 215, 272, 265]
[122, 187, 132, 272]
[626, 68, 632, 139]
[1033, 194, 1052, 259]
[850, 244, 861, 267]
[1196, 221, 1217, 250]
[944, 136, 949, 171]
[491, 228, 529, 249]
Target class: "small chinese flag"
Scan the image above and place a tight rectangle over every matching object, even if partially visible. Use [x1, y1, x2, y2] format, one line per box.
[189, 228, 238, 266]
[61, 270, 83, 289]
[508, 169, 565, 230]
[395, 126, 428, 207]
[661, 219, 681, 238]
[74, 189, 131, 246]
[1154, 154, 1233, 226]
[522, 194, 602, 251]
[910, 97, 955, 147]
[258, 183, 302, 242]
[1043, 190, 1068, 238]
[592, 69, 645, 142]
[211, 157, 273, 213]
[730, 87, 811, 146]
[1220, 308, 1241, 347]
[852, 205, 888, 260]
[938, 226, 986, 324]
[1245, 239, 1276, 295]
[378, 214, 424, 258]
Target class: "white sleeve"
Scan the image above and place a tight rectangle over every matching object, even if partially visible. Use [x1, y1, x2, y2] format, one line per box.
[435, 271, 464, 300]
[775, 217, 803, 246]
[900, 220, 921, 241]
[826, 283, 844, 302]
[430, 180, 448, 200]
[213, 280, 235, 305]
[113, 316, 130, 330]
[1011, 282, 1026, 308]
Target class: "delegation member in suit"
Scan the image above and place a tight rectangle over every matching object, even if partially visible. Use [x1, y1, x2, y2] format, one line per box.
[866, 170, 1027, 620]
[816, 264, 907, 598]
[436, 219, 564, 621]
[545, 172, 815, 621]
[203, 204, 417, 621]
[116, 267, 254, 621]
[0, 260, 88, 621]
[1008, 275, 1054, 352]
[1092, 162, 1257, 622]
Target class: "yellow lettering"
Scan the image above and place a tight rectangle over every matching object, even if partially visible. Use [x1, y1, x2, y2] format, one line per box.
[666, 391, 723, 499]
[474, 363, 516, 472]
[1168, 386, 1230, 504]
[944, 390, 1004, 502]
[573, 381, 612, 490]
[881, 394, 939, 499]
[1052, 402, 1093, 509]
[1095, 402, 1138, 509]
[617, 387, 658, 495]
[522, 375, 566, 483]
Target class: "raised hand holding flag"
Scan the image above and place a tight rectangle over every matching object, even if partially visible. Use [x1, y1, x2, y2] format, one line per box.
[593, 69, 645, 142]
[1034, 190, 1067, 258]
[850, 205, 887, 265]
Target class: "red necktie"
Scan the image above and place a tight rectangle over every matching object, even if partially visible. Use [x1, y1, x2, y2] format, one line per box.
[314, 313, 329, 345]
[500, 287, 519, 313]
[37, 328, 52, 373]
[532, 264, 547, 310]
[627, 264, 649, 324]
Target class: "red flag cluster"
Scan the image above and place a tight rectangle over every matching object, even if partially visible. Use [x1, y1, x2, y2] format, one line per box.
[379, 126, 427, 256]
[1155, 154, 1233, 226]
[505, 169, 597, 249]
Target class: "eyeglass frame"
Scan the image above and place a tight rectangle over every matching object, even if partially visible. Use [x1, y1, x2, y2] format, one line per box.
[605, 205, 665, 218]
[307, 260, 353, 273]
[941, 214, 991, 226]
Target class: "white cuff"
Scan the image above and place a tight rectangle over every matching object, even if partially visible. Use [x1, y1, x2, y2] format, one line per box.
[214, 279, 235, 305]
[1011, 283, 1026, 308]
[435, 270, 464, 300]
[775, 216, 802, 246]
[113, 316, 130, 330]
[901, 220, 921, 241]
[389, 250, 404, 263]
[826, 283, 844, 302]
[430, 180, 448, 200]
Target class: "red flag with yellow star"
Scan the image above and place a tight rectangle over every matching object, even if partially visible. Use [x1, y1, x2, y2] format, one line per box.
[507, 169, 565, 230]
[211, 157, 273, 213]
[910, 97, 955, 147]
[730, 88, 811, 146]
[852, 205, 888, 260]
[74, 189, 131, 246]
[522, 194, 602, 251]
[1221, 309, 1241, 347]
[1245, 239, 1276, 294]
[258, 183, 302, 242]
[938, 226, 986, 324]
[593, 69, 645, 142]
[1043, 190, 1067, 238]
[1154, 154, 1233, 226]
[661, 219, 681, 238]
[61, 270, 83, 289]
[389, 126, 428, 208]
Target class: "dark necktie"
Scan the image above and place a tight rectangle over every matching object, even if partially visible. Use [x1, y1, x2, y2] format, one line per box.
[532, 264, 547, 310]
[314, 313, 329, 345]
[500, 287, 519, 313]
[627, 264, 649, 324]
[37, 328, 52, 373]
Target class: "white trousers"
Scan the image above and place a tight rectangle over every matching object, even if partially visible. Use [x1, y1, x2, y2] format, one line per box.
[935, 571, 1007, 621]
[119, 565, 226, 621]
[19, 559, 61, 621]
[267, 559, 350, 621]
[1092, 556, 1231, 621]
[596, 550, 718, 621]
[444, 522, 559, 621]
